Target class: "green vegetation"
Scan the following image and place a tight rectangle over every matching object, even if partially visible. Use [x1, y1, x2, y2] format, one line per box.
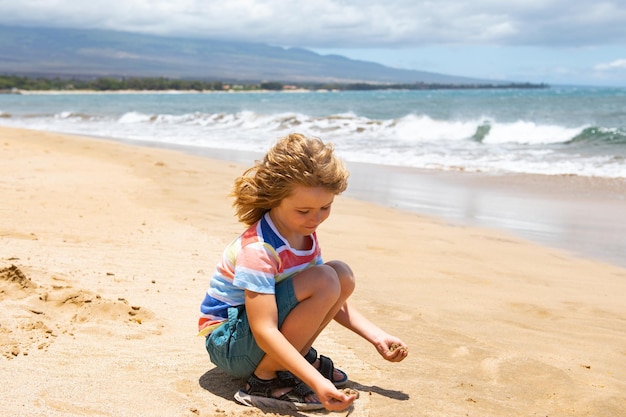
[309, 81, 549, 91]
[0, 75, 226, 92]
[259, 81, 284, 91]
[0, 74, 548, 93]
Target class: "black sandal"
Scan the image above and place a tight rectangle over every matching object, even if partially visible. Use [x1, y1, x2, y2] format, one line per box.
[305, 347, 349, 387]
[234, 371, 324, 411]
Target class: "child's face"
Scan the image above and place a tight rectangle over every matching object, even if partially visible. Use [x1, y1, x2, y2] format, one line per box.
[270, 186, 335, 239]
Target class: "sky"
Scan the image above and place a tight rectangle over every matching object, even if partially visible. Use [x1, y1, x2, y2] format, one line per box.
[1, 0, 625, 87]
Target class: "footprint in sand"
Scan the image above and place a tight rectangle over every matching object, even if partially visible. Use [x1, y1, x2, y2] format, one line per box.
[0, 264, 156, 359]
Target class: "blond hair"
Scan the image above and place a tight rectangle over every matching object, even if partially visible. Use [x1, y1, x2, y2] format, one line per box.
[231, 133, 349, 226]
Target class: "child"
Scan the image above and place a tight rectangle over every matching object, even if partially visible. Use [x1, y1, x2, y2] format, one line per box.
[198, 133, 408, 412]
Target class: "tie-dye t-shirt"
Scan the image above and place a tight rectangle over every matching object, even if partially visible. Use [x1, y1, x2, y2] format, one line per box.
[198, 212, 323, 336]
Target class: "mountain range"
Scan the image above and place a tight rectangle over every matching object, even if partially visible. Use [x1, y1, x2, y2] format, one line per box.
[0, 24, 495, 85]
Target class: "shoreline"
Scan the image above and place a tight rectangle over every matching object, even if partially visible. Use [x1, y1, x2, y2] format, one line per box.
[103, 134, 626, 269]
[2, 126, 626, 416]
[2, 123, 624, 267]
[346, 163, 626, 269]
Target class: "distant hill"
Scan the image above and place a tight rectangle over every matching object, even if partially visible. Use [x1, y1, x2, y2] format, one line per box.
[0, 25, 494, 85]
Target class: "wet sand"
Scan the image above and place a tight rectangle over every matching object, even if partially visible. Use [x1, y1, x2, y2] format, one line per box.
[125, 140, 626, 268]
[345, 163, 626, 268]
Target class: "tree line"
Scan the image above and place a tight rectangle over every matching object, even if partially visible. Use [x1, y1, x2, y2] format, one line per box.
[0, 75, 228, 91]
[0, 74, 548, 92]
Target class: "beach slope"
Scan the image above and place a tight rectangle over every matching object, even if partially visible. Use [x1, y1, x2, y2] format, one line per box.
[1, 127, 625, 416]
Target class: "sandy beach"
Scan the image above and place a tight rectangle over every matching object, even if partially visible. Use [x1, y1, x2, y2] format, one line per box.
[2, 126, 626, 417]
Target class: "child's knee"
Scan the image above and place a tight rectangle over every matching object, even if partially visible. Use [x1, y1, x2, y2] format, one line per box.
[325, 260, 355, 294]
[297, 264, 341, 297]
[316, 264, 342, 293]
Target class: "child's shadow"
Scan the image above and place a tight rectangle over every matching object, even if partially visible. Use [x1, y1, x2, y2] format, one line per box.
[199, 368, 328, 416]
[350, 381, 410, 401]
[199, 368, 327, 416]
[199, 368, 409, 415]
[198, 367, 244, 402]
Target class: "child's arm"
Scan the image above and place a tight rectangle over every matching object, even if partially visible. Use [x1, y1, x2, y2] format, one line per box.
[334, 300, 409, 361]
[244, 290, 356, 410]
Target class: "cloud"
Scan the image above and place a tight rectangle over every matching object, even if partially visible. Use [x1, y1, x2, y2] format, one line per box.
[1, 0, 625, 49]
[594, 59, 626, 71]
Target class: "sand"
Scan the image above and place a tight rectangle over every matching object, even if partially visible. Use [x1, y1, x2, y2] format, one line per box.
[1, 126, 625, 417]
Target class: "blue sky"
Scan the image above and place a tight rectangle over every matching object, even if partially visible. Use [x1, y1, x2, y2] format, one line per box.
[1, 0, 625, 86]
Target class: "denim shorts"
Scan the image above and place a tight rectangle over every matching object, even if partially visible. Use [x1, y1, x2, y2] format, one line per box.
[205, 276, 299, 378]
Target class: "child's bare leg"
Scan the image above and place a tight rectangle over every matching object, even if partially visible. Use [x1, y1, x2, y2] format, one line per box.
[253, 264, 343, 376]
[248, 264, 342, 401]
[299, 260, 355, 384]
[301, 260, 355, 351]
[253, 261, 355, 386]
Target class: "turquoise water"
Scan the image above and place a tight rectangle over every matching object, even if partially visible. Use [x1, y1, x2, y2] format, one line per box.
[1, 86, 625, 178]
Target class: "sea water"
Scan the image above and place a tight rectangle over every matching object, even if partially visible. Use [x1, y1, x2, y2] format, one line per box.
[1, 87, 625, 267]
[1, 87, 625, 179]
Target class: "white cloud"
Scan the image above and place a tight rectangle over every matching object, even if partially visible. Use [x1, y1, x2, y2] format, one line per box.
[594, 59, 626, 71]
[1, 0, 626, 85]
[1, 0, 625, 48]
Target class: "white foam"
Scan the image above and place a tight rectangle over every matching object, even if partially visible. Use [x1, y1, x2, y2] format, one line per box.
[1, 108, 624, 179]
[118, 111, 153, 123]
[485, 121, 586, 145]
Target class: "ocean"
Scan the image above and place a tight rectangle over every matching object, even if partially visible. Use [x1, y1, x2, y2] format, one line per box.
[2, 87, 626, 178]
[1, 86, 625, 267]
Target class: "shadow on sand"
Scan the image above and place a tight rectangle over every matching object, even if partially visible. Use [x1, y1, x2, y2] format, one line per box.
[199, 368, 409, 416]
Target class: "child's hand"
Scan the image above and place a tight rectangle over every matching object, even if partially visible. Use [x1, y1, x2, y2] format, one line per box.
[314, 379, 357, 411]
[375, 335, 409, 362]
